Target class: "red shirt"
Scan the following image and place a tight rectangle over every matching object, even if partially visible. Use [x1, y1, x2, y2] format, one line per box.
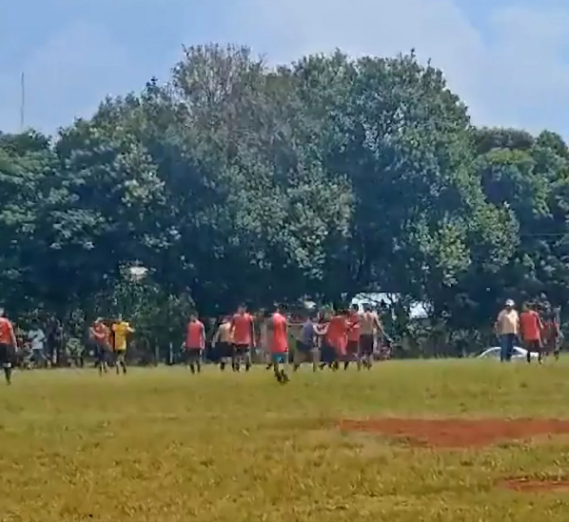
[326, 315, 348, 355]
[270, 313, 288, 353]
[0, 318, 14, 345]
[347, 312, 360, 342]
[232, 313, 254, 346]
[92, 323, 109, 345]
[520, 311, 541, 342]
[186, 320, 205, 349]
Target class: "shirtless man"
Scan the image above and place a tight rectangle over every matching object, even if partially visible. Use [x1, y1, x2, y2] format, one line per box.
[359, 304, 384, 370]
[345, 304, 361, 370]
[212, 316, 233, 371]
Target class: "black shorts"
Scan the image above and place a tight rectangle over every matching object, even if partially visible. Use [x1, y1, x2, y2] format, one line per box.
[320, 342, 337, 363]
[525, 340, 542, 353]
[0, 343, 15, 365]
[114, 350, 126, 361]
[359, 334, 374, 356]
[217, 342, 232, 359]
[296, 340, 312, 354]
[94, 343, 110, 364]
[184, 349, 202, 362]
[233, 344, 250, 357]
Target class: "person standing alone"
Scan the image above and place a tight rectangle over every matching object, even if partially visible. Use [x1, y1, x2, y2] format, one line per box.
[495, 299, 519, 362]
[185, 312, 205, 374]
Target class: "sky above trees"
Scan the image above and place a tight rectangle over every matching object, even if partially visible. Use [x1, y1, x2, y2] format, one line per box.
[1, 0, 568, 135]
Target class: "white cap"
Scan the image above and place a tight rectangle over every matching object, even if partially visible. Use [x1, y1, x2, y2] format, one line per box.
[505, 299, 515, 307]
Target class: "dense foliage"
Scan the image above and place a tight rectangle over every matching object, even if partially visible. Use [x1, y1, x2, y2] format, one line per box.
[1, 44, 568, 356]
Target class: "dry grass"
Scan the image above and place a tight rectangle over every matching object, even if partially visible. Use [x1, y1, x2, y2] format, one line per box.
[2, 360, 569, 521]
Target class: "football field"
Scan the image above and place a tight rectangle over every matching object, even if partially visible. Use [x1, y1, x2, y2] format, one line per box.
[1, 361, 569, 521]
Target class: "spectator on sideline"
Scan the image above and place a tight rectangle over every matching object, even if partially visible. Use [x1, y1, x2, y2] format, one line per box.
[28, 322, 47, 368]
[495, 299, 519, 362]
[45, 316, 63, 366]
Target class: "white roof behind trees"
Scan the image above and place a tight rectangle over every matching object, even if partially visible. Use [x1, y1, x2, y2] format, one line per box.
[351, 293, 428, 319]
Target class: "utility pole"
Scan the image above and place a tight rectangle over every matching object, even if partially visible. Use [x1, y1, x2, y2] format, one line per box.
[19, 72, 25, 131]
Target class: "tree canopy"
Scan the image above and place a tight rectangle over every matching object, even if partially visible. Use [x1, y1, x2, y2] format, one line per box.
[1, 44, 567, 356]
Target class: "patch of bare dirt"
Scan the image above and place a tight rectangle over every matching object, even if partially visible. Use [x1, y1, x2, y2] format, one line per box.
[337, 418, 569, 448]
[500, 477, 569, 492]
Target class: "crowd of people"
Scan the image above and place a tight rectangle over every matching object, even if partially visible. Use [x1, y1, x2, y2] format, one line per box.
[163, 302, 389, 384]
[0, 297, 561, 386]
[0, 302, 390, 385]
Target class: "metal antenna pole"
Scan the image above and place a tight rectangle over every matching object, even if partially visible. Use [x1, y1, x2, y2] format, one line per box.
[20, 72, 25, 131]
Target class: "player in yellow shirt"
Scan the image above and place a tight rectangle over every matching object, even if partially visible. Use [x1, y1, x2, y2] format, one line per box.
[112, 316, 134, 375]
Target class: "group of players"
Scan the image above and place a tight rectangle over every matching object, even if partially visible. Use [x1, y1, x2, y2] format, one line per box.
[0, 302, 387, 385]
[185, 303, 387, 384]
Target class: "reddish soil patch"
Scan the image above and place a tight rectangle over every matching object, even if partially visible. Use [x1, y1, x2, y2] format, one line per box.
[337, 418, 569, 448]
[501, 477, 569, 492]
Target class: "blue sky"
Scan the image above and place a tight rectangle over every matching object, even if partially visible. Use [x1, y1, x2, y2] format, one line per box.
[2, 0, 569, 136]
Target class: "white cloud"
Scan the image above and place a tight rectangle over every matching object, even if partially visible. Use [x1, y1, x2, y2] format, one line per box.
[231, 0, 569, 136]
[2, 0, 569, 137]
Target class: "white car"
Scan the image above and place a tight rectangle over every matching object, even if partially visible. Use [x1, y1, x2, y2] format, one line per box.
[477, 346, 539, 361]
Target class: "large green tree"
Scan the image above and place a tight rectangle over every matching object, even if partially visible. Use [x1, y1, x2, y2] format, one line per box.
[288, 51, 517, 308]
[2, 45, 569, 358]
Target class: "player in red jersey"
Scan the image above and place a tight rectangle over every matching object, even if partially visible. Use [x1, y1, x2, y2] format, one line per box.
[267, 305, 290, 384]
[230, 304, 255, 372]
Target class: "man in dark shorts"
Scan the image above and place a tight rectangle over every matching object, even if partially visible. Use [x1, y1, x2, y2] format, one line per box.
[359, 304, 383, 369]
[45, 316, 63, 366]
[230, 304, 255, 372]
[212, 316, 233, 371]
[519, 303, 543, 364]
[314, 312, 335, 370]
[0, 308, 17, 385]
[184, 312, 205, 374]
[542, 307, 561, 360]
[90, 318, 110, 376]
[294, 313, 317, 372]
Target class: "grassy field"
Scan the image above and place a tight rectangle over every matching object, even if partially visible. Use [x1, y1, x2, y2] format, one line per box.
[1, 360, 569, 521]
